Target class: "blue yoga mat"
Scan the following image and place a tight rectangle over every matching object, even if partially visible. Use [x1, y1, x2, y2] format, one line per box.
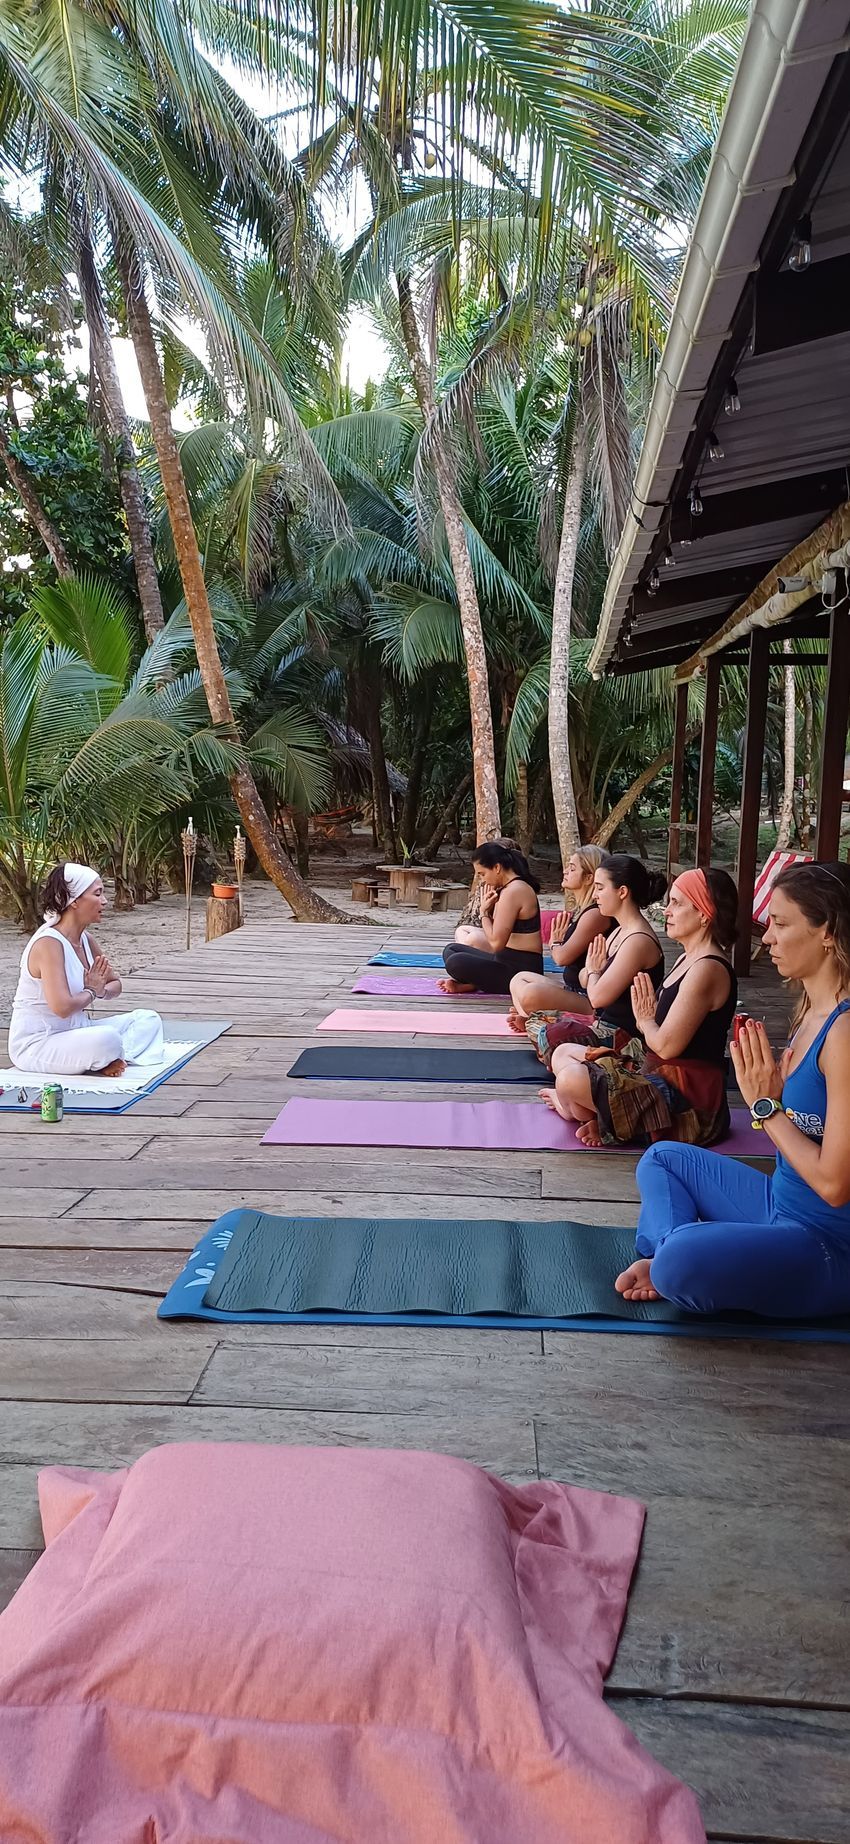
[158, 1209, 850, 1342]
[370, 950, 563, 974]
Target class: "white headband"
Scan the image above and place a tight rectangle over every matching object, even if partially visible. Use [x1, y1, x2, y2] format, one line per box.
[44, 863, 100, 923]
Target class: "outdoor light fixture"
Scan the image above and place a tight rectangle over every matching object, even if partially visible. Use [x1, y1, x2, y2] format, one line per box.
[788, 214, 813, 272]
[663, 547, 674, 567]
[723, 377, 741, 415]
[689, 487, 704, 517]
[822, 567, 839, 608]
[679, 534, 692, 548]
[647, 567, 660, 594]
[707, 432, 724, 461]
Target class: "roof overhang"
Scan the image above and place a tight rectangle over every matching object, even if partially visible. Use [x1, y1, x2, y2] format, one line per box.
[588, 0, 850, 681]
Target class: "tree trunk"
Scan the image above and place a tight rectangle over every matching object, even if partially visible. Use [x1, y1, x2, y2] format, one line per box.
[800, 677, 814, 849]
[396, 274, 501, 841]
[292, 807, 309, 877]
[776, 639, 796, 850]
[78, 229, 166, 642]
[362, 672, 396, 861]
[549, 416, 587, 862]
[592, 729, 700, 849]
[421, 771, 473, 859]
[400, 682, 435, 848]
[0, 420, 73, 577]
[515, 760, 530, 855]
[117, 245, 350, 923]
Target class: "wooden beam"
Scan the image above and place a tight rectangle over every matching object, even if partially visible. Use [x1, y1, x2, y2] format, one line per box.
[735, 628, 770, 975]
[667, 683, 689, 875]
[696, 656, 721, 868]
[815, 603, 850, 859]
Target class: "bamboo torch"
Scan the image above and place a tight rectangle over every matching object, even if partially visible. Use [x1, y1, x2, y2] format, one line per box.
[181, 816, 197, 950]
[234, 823, 247, 924]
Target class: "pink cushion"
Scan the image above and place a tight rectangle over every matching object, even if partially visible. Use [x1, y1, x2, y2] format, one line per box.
[541, 906, 561, 943]
[0, 1444, 705, 1843]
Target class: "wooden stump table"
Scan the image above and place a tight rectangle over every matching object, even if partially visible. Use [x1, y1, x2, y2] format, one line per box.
[206, 894, 241, 941]
[376, 863, 443, 907]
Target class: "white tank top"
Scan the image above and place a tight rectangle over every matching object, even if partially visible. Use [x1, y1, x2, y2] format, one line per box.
[10, 923, 94, 1045]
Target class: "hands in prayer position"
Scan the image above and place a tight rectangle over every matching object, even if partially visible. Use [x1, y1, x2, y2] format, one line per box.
[630, 970, 658, 1029]
[729, 1018, 783, 1106]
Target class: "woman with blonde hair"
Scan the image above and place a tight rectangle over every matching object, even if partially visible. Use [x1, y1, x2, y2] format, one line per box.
[507, 845, 612, 1031]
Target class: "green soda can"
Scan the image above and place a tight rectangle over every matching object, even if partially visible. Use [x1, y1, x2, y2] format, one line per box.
[40, 1083, 64, 1123]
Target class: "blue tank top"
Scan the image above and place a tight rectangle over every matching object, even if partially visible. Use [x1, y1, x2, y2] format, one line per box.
[773, 1000, 850, 1238]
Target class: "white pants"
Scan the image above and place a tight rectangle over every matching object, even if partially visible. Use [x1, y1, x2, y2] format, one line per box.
[10, 1009, 164, 1075]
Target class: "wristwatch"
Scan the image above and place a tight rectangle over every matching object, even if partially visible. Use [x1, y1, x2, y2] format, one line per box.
[750, 1097, 785, 1130]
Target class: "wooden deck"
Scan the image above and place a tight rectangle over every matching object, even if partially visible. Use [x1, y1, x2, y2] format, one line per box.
[1, 905, 848, 1843]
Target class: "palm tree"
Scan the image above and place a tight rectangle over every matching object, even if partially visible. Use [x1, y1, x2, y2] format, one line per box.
[0, 0, 355, 918]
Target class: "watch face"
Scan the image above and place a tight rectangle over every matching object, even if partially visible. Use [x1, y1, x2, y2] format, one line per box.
[752, 1098, 777, 1120]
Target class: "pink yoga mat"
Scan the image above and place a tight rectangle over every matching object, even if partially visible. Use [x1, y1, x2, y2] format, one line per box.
[319, 1007, 517, 1037]
[263, 1096, 772, 1157]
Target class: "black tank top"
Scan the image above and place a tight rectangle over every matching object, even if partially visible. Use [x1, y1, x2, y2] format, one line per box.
[653, 955, 737, 1064]
[560, 905, 614, 993]
[596, 934, 665, 1034]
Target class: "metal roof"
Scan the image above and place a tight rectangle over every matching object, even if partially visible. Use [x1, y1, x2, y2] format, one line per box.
[589, 0, 850, 680]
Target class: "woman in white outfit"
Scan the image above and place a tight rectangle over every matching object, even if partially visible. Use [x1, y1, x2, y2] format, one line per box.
[9, 863, 163, 1076]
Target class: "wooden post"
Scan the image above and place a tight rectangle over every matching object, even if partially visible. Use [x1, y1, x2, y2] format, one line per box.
[815, 603, 850, 859]
[205, 895, 241, 941]
[667, 682, 689, 877]
[696, 654, 721, 868]
[734, 628, 770, 976]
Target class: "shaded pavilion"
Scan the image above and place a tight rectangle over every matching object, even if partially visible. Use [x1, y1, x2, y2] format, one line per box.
[589, 0, 850, 974]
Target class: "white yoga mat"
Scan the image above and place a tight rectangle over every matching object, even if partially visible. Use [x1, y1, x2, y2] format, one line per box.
[0, 1039, 198, 1094]
[0, 1020, 231, 1112]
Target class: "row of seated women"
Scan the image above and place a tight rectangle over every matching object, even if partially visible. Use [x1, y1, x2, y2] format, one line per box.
[441, 841, 850, 1321]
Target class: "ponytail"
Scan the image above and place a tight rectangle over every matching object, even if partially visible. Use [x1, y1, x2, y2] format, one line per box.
[472, 840, 541, 894]
[600, 854, 667, 909]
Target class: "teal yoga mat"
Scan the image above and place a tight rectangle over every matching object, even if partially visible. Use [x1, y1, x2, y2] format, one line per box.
[157, 1208, 850, 1342]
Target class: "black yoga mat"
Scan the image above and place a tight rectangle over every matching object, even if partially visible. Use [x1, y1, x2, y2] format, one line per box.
[288, 1046, 547, 1084]
[186, 1209, 850, 1341]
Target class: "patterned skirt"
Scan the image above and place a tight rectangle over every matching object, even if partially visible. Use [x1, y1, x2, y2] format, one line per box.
[524, 1011, 729, 1148]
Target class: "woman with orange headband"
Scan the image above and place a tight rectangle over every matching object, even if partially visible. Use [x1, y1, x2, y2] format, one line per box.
[544, 866, 739, 1148]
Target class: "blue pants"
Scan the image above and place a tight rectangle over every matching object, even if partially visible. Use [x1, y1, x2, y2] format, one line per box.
[636, 1142, 850, 1318]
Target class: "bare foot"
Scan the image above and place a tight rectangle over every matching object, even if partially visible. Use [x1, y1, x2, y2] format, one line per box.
[575, 1119, 603, 1147]
[539, 1086, 571, 1121]
[437, 978, 476, 994]
[506, 1007, 527, 1034]
[96, 1058, 127, 1078]
[614, 1258, 661, 1302]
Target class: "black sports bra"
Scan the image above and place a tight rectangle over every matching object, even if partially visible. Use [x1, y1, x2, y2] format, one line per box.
[503, 886, 541, 935]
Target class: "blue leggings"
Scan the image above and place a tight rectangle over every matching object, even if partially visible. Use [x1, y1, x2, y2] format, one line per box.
[636, 1142, 850, 1318]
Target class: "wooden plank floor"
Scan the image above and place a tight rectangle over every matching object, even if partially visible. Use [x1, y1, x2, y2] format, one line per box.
[1, 905, 848, 1843]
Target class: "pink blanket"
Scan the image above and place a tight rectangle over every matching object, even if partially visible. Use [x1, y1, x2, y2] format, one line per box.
[0, 1443, 705, 1843]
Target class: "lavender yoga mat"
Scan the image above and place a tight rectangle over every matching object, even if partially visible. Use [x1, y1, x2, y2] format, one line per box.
[263, 1097, 772, 1157]
[353, 975, 496, 999]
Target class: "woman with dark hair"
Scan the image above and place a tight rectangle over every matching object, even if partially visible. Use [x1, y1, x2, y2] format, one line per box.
[546, 867, 739, 1147]
[439, 842, 543, 995]
[527, 853, 666, 1070]
[616, 860, 850, 1318]
[9, 863, 163, 1077]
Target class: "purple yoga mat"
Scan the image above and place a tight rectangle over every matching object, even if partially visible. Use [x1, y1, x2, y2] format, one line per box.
[262, 1097, 773, 1157]
[353, 974, 496, 999]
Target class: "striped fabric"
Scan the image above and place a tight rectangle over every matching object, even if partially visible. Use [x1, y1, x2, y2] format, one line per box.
[752, 849, 813, 927]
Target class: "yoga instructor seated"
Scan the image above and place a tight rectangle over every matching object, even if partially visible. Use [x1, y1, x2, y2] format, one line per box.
[616, 860, 850, 1318]
[507, 845, 611, 1032]
[545, 867, 738, 1147]
[439, 843, 543, 995]
[528, 853, 666, 1070]
[9, 863, 164, 1077]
